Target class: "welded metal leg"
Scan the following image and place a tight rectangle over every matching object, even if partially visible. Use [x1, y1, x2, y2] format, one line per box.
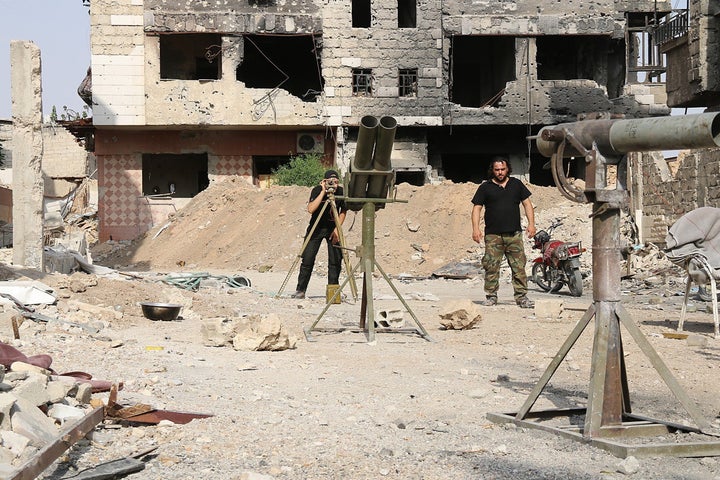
[585, 302, 624, 436]
[516, 303, 595, 419]
[616, 304, 715, 433]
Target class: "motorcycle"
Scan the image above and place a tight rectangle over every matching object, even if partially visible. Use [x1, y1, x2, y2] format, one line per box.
[530, 219, 585, 297]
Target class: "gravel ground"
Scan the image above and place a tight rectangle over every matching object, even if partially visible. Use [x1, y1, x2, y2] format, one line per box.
[0, 265, 716, 480]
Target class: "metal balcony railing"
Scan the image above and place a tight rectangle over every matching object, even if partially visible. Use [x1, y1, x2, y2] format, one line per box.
[654, 9, 689, 46]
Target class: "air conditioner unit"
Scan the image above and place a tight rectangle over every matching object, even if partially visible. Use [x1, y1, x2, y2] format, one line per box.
[296, 133, 325, 154]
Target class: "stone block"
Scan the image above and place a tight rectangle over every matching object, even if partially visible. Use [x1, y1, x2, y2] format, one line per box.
[200, 317, 237, 347]
[10, 396, 58, 447]
[12, 373, 50, 407]
[534, 298, 564, 319]
[1, 430, 30, 457]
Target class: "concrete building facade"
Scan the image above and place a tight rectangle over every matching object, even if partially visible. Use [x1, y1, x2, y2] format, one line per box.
[88, 0, 671, 241]
[657, 0, 720, 107]
[626, 1, 720, 245]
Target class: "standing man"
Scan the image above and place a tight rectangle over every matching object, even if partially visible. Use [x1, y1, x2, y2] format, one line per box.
[471, 156, 536, 308]
[291, 169, 346, 299]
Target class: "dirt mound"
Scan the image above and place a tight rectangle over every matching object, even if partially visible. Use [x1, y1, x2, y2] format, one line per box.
[92, 177, 590, 276]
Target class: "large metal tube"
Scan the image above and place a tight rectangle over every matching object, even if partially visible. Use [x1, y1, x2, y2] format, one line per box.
[348, 115, 380, 203]
[537, 113, 720, 158]
[366, 116, 397, 200]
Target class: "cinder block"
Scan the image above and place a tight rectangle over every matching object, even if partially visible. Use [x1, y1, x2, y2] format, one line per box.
[534, 298, 564, 319]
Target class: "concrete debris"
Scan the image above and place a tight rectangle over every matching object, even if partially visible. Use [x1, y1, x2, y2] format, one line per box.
[617, 455, 641, 475]
[438, 300, 482, 330]
[0, 354, 99, 470]
[534, 298, 564, 320]
[201, 314, 297, 351]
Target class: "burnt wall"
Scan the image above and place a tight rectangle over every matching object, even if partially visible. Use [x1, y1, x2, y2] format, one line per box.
[631, 148, 720, 244]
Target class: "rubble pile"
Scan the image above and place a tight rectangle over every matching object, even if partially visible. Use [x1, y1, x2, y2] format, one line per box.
[0, 349, 100, 476]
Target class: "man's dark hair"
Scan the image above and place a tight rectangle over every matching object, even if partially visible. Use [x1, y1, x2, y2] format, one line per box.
[487, 156, 512, 178]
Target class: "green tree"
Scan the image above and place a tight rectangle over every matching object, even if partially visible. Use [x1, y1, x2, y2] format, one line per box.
[272, 153, 329, 187]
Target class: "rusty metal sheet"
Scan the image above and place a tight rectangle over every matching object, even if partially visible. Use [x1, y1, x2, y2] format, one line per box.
[123, 409, 213, 425]
[431, 262, 482, 279]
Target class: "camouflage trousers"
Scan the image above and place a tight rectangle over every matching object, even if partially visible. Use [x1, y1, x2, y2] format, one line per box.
[482, 232, 528, 300]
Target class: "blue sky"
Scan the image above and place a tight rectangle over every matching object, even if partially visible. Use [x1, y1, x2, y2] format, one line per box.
[0, 0, 90, 119]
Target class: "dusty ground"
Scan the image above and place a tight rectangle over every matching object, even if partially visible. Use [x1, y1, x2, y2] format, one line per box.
[4, 180, 720, 479]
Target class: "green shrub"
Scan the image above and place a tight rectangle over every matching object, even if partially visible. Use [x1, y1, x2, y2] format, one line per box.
[272, 154, 329, 187]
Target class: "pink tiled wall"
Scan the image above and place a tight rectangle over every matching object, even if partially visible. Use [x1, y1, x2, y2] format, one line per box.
[98, 154, 148, 241]
[209, 155, 254, 182]
[99, 153, 256, 241]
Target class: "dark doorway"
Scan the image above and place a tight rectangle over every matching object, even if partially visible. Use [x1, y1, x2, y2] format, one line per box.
[142, 154, 209, 197]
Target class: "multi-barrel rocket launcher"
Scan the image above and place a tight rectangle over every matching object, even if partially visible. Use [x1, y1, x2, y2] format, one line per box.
[488, 113, 720, 458]
[306, 115, 431, 343]
[345, 115, 398, 210]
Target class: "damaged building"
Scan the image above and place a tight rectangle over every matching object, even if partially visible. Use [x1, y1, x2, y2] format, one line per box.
[86, 0, 671, 241]
[628, 0, 720, 244]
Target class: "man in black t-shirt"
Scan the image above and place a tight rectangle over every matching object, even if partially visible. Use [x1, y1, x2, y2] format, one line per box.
[291, 169, 346, 299]
[471, 157, 536, 308]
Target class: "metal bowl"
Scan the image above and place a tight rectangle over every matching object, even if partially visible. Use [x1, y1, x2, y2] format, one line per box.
[140, 302, 182, 321]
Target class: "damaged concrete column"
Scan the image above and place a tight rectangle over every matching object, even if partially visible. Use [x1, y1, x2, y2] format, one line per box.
[10, 41, 44, 269]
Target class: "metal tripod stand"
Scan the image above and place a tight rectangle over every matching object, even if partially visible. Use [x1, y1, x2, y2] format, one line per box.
[276, 190, 358, 301]
[489, 117, 720, 458]
[304, 193, 432, 343]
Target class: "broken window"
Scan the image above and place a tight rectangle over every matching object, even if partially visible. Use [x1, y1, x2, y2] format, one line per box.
[450, 36, 516, 107]
[159, 34, 222, 80]
[398, 0, 416, 28]
[352, 69, 373, 96]
[142, 154, 209, 197]
[536, 35, 626, 95]
[398, 68, 418, 97]
[352, 0, 371, 28]
[236, 34, 324, 102]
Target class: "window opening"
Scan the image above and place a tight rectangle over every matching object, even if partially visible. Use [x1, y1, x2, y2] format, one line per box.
[160, 34, 222, 80]
[398, 0, 416, 28]
[352, 0, 371, 28]
[142, 154, 209, 197]
[628, 12, 669, 84]
[236, 34, 324, 102]
[398, 68, 418, 97]
[254, 155, 291, 188]
[352, 69, 373, 96]
[450, 36, 515, 107]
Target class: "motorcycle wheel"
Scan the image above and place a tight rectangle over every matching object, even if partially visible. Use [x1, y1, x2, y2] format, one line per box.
[567, 268, 583, 297]
[532, 263, 562, 293]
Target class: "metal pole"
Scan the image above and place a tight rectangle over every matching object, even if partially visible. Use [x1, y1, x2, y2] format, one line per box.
[362, 202, 376, 342]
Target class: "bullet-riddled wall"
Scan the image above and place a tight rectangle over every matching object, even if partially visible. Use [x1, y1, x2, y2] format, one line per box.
[89, 0, 672, 241]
